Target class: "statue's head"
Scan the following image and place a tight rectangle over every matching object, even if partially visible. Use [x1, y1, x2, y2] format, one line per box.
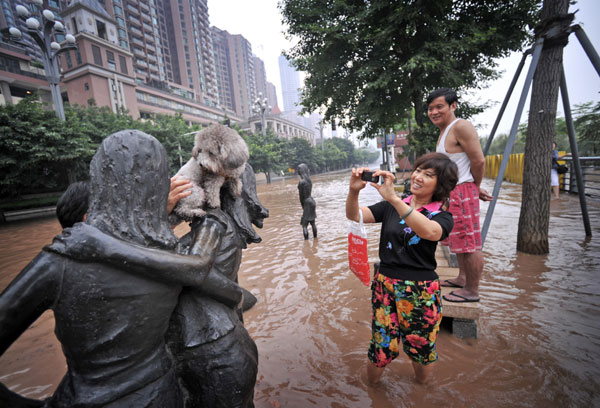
[87, 130, 178, 249]
[297, 163, 310, 179]
[226, 163, 269, 246]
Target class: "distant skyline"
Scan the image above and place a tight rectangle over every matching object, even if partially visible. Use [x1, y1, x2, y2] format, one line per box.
[208, 0, 599, 139]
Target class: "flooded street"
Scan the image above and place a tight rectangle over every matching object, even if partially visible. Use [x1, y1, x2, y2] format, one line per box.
[1, 172, 599, 407]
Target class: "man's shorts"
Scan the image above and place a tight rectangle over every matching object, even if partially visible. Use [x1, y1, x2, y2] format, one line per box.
[443, 182, 482, 253]
[367, 272, 442, 367]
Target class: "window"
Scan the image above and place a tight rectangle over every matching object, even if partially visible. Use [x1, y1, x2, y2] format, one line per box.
[106, 51, 116, 70]
[96, 20, 107, 40]
[75, 49, 82, 65]
[65, 51, 72, 69]
[71, 17, 78, 34]
[91, 45, 102, 65]
[84, 82, 89, 91]
[119, 55, 128, 74]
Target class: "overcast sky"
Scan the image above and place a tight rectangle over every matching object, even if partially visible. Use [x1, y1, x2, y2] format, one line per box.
[208, 0, 599, 139]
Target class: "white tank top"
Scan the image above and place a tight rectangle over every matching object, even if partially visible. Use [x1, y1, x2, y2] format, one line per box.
[436, 118, 474, 184]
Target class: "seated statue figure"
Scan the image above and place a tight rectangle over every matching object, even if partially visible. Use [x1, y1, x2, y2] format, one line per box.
[297, 163, 317, 240]
[0, 130, 241, 407]
[168, 163, 269, 408]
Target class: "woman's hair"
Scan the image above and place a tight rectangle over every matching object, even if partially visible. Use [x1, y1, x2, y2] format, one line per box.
[87, 130, 178, 249]
[56, 181, 89, 228]
[413, 152, 458, 203]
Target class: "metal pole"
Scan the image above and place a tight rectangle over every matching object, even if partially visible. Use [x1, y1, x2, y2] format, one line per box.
[572, 25, 600, 76]
[483, 49, 531, 156]
[560, 69, 592, 236]
[481, 38, 544, 246]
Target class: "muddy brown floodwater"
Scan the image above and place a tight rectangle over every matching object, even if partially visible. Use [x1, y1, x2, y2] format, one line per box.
[1, 172, 599, 407]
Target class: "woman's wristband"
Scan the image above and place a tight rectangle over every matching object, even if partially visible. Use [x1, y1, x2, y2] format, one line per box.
[400, 207, 414, 220]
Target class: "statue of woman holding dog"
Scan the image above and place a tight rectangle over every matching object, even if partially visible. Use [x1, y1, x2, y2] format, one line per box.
[168, 163, 268, 408]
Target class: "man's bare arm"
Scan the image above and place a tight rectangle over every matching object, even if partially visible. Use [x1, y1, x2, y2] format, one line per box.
[455, 120, 492, 201]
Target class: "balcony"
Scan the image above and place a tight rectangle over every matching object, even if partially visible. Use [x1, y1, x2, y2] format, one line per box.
[144, 33, 155, 42]
[136, 59, 148, 68]
[142, 23, 153, 34]
[126, 4, 139, 15]
[131, 37, 144, 47]
[128, 16, 141, 26]
[145, 43, 155, 52]
[129, 26, 142, 36]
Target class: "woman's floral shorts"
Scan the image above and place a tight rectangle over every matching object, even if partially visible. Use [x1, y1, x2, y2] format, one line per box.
[368, 272, 442, 367]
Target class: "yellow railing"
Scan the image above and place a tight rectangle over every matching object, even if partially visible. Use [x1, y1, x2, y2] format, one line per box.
[485, 151, 566, 185]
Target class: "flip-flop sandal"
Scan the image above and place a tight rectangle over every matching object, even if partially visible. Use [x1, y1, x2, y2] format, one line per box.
[441, 279, 463, 288]
[443, 291, 480, 303]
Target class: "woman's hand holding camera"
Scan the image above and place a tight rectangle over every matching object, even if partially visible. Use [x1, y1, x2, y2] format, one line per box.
[370, 171, 397, 203]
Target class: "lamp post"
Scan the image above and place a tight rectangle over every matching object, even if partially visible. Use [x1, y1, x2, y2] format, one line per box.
[315, 120, 324, 151]
[8, 0, 77, 120]
[252, 92, 270, 136]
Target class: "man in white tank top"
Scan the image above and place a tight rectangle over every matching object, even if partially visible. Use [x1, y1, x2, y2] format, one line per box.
[427, 88, 492, 303]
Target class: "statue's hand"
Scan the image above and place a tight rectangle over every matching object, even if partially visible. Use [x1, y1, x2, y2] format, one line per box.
[47, 223, 107, 261]
[189, 213, 226, 262]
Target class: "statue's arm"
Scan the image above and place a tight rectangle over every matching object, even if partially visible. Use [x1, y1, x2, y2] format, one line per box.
[189, 216, 243, 308]
[0, 251, 62, 356]
[47, 222, 223, 288]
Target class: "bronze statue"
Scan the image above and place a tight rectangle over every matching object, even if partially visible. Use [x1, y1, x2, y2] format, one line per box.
[0, 130, 241, 407]
[297, 163, 317, 240]
[168, 163, 268, 408]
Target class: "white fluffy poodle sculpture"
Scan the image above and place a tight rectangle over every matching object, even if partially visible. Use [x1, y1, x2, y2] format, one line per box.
[170, 123, 249, 222]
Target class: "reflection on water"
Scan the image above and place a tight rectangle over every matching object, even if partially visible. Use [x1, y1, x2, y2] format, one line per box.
[1, 173, 599, 406]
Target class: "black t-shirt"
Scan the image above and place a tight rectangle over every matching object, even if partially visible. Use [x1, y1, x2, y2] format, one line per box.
[368, 199, 454, 281]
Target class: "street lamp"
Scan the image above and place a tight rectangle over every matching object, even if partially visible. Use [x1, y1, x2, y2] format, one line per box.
[7, 1, 77, 120]
[315, 120, 324, 151]
[252, 92, 270, 136]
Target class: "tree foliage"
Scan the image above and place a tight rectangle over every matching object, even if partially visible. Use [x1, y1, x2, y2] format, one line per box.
[280, 0, 540, 150]
[0, 99, 382, 198]
[573, 101, 600, 156]
[0, 98, 94, 197]
[480, 102, 598, 156]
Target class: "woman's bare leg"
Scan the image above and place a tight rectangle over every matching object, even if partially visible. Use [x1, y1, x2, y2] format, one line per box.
[411, 361, 433, 384]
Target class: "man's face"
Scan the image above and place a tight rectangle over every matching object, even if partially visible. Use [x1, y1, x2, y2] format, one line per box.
[427, 96, 456, 127]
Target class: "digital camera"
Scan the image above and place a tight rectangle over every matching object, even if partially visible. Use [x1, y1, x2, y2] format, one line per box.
[361, 171, 380, 183]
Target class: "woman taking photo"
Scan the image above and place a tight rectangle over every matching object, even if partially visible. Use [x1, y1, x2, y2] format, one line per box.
[346, 152, 458, 385]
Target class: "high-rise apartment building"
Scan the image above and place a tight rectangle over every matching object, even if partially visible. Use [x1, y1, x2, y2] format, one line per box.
[210, 26, 234, 112]
[266, 81, 277, 110]
[210, 27, 256, 119]
[0, 0, 263, 124]
[278, 54, 301, 114]
[111, 0, 217, 106]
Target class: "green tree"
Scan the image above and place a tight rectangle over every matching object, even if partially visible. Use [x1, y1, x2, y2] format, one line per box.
[138, 114, 200, 173]
[329, 137, 356, 168]
[281, 0, 539, 150]
[517, 0, 570, 254]
[281, 137, 316, 171]
[0, 98, 95, 197]
[244, 130, 283, 183]
[573, 101, 600, 156]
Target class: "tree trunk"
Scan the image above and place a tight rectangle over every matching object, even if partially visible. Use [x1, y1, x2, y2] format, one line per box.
[517, 0, 571, 254]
